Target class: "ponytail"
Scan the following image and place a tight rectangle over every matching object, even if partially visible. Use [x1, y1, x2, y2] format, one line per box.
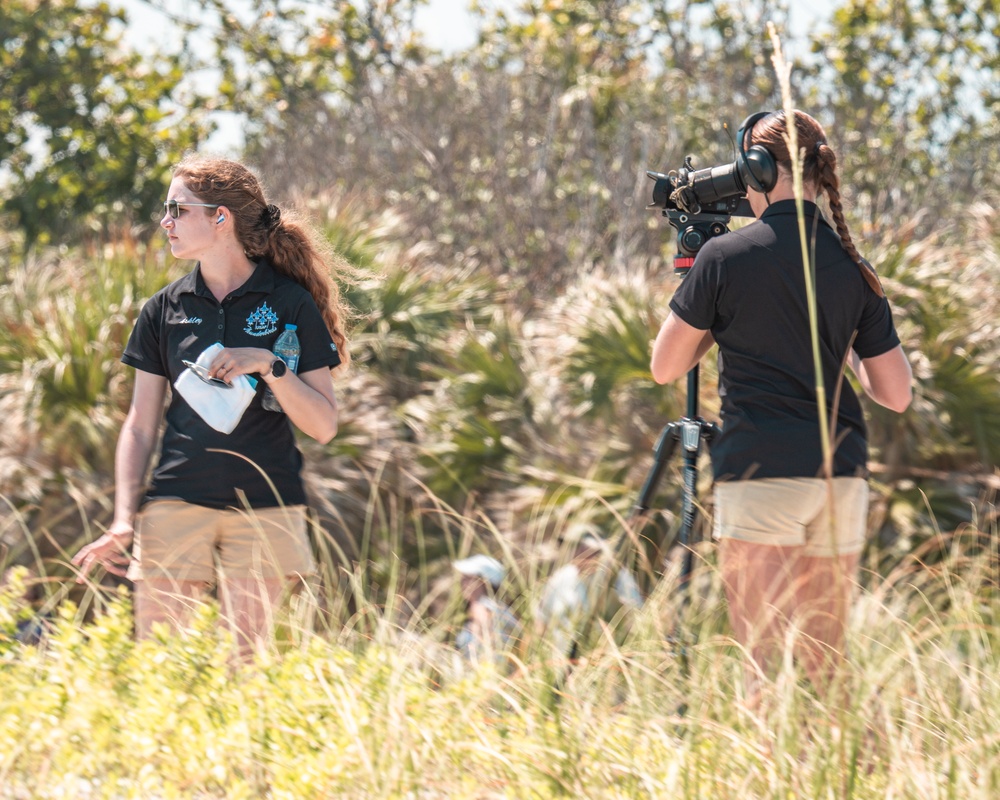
[263, 215, 351, 364]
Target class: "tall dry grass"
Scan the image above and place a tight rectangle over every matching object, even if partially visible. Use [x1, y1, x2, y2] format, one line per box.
[1, 490, 998, 798]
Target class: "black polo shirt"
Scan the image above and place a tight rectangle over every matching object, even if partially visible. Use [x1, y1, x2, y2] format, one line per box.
[123, 259, 341, 509]
[669, 200, 900, 482]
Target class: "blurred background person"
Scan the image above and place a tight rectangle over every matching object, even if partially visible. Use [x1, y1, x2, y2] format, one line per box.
[535, 524, 643, 663]
[453, 554, 520, 667]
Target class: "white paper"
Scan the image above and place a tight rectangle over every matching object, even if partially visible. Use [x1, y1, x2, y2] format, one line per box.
[173, 342, 256, 434]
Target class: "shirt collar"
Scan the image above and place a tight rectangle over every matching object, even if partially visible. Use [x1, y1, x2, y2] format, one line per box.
[760, 198, 821, 220]
[176, 259, 277, 299]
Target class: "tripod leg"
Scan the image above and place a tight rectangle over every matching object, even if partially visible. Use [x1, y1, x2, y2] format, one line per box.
[633, 422, 680, 515]
[631, 423, 680, 583]
[675, 364, 707, 585]
[677, 419, 704, 584]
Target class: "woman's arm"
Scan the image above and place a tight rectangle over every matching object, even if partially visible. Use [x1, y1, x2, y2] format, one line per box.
[650, 312, 715, 384]
[210, 347, 338, 443]
[72, 371, 167, 581]
[848, 345, 913, 413]
[269, 367, 339, 444]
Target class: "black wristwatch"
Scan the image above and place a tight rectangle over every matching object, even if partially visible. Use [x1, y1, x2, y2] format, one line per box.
[268, 358, 288, 379]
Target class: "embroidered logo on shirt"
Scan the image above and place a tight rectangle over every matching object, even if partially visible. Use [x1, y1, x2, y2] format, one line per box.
[245, 303, 279, 337]
[178, 316, 203, 325]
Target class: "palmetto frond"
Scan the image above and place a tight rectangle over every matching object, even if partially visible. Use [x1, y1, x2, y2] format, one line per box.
[869, 217, 1000, 472]
[402, 319, 532, 505]
[0, 248, 177, 476]
[558, 270, 691, 426]
[860, 211, 1000, 562]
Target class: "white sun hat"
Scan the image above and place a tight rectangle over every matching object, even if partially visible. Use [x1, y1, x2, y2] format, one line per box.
[452, 554, 506, 588]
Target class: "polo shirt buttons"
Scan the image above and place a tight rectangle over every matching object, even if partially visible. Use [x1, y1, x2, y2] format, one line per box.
[218, 308, 224, 331]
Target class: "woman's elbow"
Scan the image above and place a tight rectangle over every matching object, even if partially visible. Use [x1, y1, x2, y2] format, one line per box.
[650, 355, 685, 385]
[863, 348, 913, 414]
[870, 381, 912, 413]
[313, 420, 338, 445]
[883, 385, 913, 414]
[305, 409, 338, 444]
[653, 363, 689, 385]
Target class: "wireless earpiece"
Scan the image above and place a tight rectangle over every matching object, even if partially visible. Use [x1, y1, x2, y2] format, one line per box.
[217, 213, 226, 224]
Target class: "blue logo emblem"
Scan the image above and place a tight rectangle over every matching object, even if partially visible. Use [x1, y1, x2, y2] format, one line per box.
[245, 303, 279, 337]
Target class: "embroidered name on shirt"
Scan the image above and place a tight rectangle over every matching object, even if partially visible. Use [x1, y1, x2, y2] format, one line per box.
[177, 316, 203, 325]
[245, 303, 279, 337]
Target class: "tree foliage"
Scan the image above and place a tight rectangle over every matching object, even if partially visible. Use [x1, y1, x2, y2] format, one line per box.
[6, 0, 998, 259]
[812, 0, 1000, 222]
[0, 0, 212, 248]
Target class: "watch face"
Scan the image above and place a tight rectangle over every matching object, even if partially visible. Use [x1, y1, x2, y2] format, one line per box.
[270, 358, 288, 378]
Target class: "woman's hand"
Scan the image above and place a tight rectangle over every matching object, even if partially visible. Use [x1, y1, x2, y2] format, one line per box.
[71, 521, 134, 582]
[209, 347, 340, 443]
[207, 347, 273, 383]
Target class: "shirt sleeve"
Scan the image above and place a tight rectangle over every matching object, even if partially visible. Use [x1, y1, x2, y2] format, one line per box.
[121, 292, 167, 376]
[853, 291, 901, 359]
[667, 240, 724, 330]
[292, 292, 343, 373]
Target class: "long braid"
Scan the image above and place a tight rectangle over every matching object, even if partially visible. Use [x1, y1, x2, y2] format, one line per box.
[815, 143, 884, 297]
[751, 112, 885, 298]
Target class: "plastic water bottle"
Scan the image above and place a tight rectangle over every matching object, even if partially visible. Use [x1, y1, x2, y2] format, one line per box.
[262, 324, 300, 412]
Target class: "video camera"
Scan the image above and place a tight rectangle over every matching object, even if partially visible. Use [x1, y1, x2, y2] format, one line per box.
[647, 115, 778, 272]
[646, 154, 763, 272]
[646, 155, 760, 219]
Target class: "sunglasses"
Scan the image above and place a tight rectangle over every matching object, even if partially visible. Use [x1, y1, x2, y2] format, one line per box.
[163, 200, 220, 219]
[182, 360, 232, 388]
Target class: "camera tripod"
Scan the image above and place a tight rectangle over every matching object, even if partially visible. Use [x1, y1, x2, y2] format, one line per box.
[631, 208, 731, 588]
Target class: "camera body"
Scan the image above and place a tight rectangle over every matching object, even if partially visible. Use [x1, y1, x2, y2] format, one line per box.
[646, 157, 757, 219]
[647, 157, 757, 275]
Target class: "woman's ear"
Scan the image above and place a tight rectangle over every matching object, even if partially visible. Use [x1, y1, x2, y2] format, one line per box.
[215, 206, 230, 225]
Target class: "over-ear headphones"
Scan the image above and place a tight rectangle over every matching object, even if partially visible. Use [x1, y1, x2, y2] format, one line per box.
[736, 111, 778, 194]
[216, 213, 226, 224]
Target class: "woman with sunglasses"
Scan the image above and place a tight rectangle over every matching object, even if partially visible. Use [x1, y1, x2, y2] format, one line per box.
[72, 156, 349, 657]
[650, 110, 912, 704]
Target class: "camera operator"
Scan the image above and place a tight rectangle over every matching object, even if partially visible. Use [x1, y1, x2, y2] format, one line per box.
[649, 109, 912, 704]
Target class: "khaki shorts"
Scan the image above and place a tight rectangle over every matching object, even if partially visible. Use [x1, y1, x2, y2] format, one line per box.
[127, 500, 314, 583]
[713, 477, 869, 557]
